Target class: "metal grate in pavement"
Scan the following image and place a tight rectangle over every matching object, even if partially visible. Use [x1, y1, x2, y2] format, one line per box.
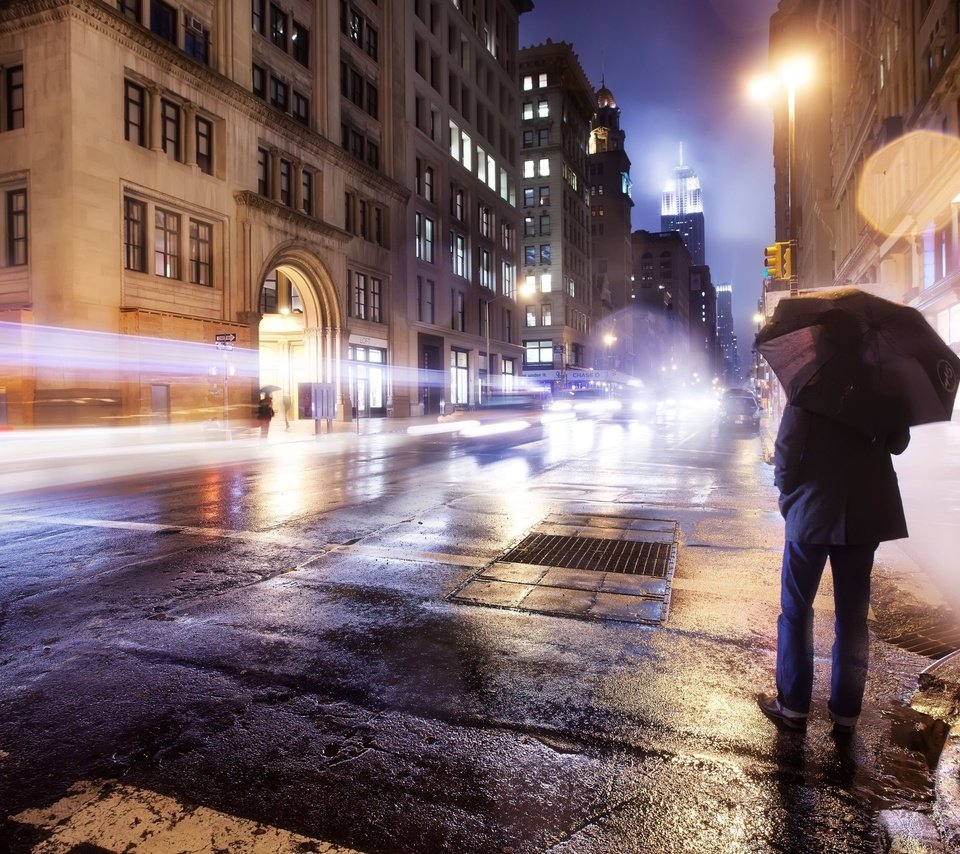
[498, 533, 672, 577]
[880, 619, 960, 660]
[449, 513, 679, 626]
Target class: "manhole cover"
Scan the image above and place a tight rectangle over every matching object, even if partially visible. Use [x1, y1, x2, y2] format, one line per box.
[450, 513, 679, 626]
[499, 533, 671, 577]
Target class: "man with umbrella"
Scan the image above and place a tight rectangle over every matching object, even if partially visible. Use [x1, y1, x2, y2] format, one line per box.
[755, 289, 960, 736]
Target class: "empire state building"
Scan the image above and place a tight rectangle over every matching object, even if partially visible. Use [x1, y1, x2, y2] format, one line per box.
[661, 148, 705, 266]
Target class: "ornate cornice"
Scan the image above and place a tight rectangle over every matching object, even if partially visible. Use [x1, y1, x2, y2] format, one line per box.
[234, 191, 352, 244]
[2, 0, 408, 203]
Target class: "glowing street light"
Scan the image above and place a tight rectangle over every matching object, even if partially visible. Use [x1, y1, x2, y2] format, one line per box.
[748, 56, 814, 296]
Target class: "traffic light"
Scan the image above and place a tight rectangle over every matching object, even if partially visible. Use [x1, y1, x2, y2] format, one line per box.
[783, 244, 793, 279]
[764, 243, 783, 279]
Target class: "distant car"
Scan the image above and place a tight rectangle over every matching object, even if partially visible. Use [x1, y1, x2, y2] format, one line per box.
[408, 392, 547, 450]
[607, 388, 656, 421]
[551, 387, 618, 419]
[719, 389, 760, 429]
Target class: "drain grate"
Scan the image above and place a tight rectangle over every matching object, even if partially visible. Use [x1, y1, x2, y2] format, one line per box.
[498, 532, 672, 577]
[881, 620, 960, 660]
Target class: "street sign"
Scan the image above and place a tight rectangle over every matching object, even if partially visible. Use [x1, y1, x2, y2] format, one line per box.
[215, 333, 237, 343]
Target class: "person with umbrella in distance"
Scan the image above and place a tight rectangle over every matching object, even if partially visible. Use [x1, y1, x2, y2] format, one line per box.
[256, 393, 275, 440]
[755, 289, 960, 736]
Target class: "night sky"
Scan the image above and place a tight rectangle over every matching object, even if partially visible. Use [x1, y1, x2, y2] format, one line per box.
[520, 0, 781, 373]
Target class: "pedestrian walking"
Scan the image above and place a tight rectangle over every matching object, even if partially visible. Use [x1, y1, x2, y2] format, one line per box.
[757, 402, 910, 736]
[256, 394, 274, 440]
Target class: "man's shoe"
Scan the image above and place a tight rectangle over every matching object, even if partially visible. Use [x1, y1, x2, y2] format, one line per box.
[829, 711, 856, 737]
[757, 692, 807, 731]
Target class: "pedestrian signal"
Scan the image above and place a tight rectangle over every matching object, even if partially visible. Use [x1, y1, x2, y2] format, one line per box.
[764, 243, 783, 279]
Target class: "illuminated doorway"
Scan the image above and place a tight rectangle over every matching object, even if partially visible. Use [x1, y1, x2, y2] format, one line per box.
[347, 344, 387, 416]
[258, 269, 308, 427]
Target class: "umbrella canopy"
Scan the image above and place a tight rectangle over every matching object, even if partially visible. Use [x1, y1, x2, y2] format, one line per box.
[259, 385, 282, 395]
[756, 287, 960, 435]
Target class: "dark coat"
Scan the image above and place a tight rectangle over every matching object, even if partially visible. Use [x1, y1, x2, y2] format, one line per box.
[774, 404, 909, 545]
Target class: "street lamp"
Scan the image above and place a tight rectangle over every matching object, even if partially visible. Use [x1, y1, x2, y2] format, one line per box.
[749, 57, 813, 297]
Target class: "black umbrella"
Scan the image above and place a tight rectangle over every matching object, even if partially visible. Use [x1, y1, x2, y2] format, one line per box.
[756, 287, 960, 435]
[259, 385, 282, 396]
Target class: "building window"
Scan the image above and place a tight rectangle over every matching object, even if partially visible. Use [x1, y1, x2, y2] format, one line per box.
[452, 187, 465, 221]
[416, 213, 435, 262]
[370, 277, 382, 322]
[452, 233, 466, 277]
[374, 206, 384, 246]
[292, 20, 310, 66]
[480, 205, 492, 238]
[150, 0, 177, 44]
[522, 130, 534, 148]
[537, 99, 549, 118]
[424, 165, 434, 202]
[257, 147, 270, 196]
[270, 76, 289, 112]
[524, 245, 535, 265]
[154, 208, 180, 278]
[119, 0, 141, 22]
[252, 0, 265, 34]
[195, 116, 213, 174]
[270, 3, 287, 50]
[480, 249, 492, 290]
[539, 186, 550, 206]
[123, 196, 146, 272]
[352, 271, 368, 319]
[348, 8, 363, 45]
[3, 65, 24, 132]
[452, 292, 465, 332]
[541, 303, 552, 325]
[124, 81, 146, 146]
[359, 199, 369, 239]
[366, 25, 378, 61]
[523, 188, 534, 207]
[301, 170, 313, 215]
[189, 219, 212, 286]
[293, 91, 309, 124]
[540, 244, 551, 264]
[367, 140, 380, 170]
[5, 189, 27, 266]
[525, 305, 536, 327]
[451, 348, 468, 404]
[524, 340, 552, 364]
[540, 213, 550, 235]
[522, 102, 533, 120]
[184, 20, 209, 63]
[160, 98, 180, 161]
[345, 191, 355, 232]
[252, 64, 266, 98]
[279, 158, 291, 205]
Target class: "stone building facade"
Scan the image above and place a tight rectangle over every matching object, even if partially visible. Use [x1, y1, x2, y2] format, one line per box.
[516, 39, 594, 387]
[0, 0, 530, 428]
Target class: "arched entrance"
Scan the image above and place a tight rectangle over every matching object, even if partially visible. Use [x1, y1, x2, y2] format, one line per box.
[255, 249, 344, 427]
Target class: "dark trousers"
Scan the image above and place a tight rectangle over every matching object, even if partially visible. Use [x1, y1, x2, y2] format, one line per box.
[776, 541, 876, 720]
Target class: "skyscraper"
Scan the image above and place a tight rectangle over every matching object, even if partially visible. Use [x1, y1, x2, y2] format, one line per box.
[661, 147, 705, 267]
[588, 81, 634, 373]
[715, 284, 740, 382]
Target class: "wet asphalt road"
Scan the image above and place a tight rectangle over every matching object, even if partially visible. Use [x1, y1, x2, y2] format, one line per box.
[0, 410, 937, 852]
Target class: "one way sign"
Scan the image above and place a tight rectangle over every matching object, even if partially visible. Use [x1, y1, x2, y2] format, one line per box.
[215, 333, 237, 343]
